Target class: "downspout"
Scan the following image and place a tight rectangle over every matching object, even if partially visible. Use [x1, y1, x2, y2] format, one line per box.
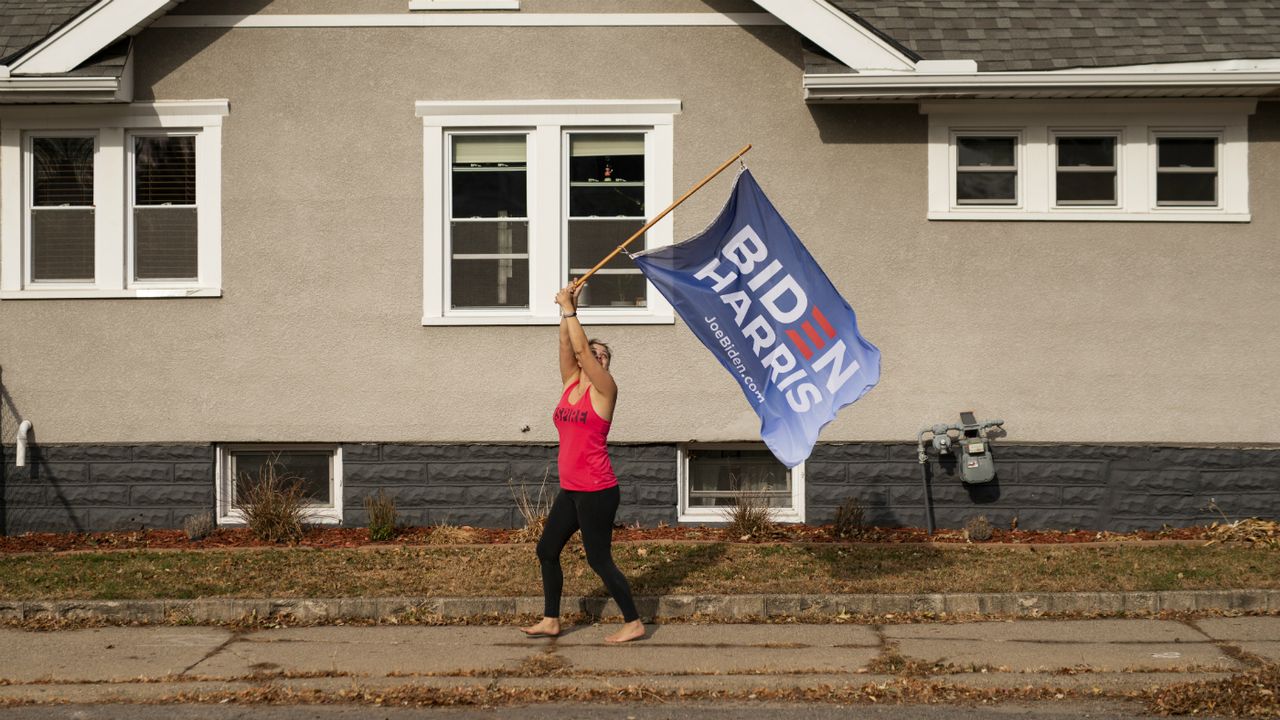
[16, 420, 31, 467]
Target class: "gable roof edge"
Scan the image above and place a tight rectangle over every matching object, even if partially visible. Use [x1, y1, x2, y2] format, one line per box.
[8, 0, 178, 76]
[751, 0, 915, 71]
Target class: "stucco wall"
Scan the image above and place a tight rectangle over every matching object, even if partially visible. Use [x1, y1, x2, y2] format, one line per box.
[1, 4, 1279, 446]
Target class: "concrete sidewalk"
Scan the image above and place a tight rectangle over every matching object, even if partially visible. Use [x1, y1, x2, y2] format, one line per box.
[0, 617, 1276, 705]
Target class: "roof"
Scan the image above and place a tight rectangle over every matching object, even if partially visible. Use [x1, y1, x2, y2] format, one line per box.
[822, 0, 1280, 72]
[0, 0, 98, 65]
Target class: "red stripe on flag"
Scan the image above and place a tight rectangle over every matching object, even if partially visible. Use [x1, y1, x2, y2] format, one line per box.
[802, 321, 826, 350]
[812, 306, 837, 338]
[786, 329, 814, 360]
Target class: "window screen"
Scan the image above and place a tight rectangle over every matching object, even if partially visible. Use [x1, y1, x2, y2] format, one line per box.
[1156, 137, 1217, 206]
[30, 136, 95, 282]
[686, 447, 792, 509]
[449, 134, 530, 308]
[134, 135, 198, 280]
[955, 136, 1017, 205]
[566, 132, 647, 308]
[1056, 136, 1117, 206]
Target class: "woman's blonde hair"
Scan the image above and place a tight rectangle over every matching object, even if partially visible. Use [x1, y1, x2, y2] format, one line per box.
[588, 339, 613, 365]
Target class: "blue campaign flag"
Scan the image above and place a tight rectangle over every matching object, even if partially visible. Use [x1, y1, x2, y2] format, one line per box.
[632, 170, 880, 467]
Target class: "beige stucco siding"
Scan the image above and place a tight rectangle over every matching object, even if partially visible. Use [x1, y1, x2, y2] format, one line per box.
[1, 16, 1278, 445]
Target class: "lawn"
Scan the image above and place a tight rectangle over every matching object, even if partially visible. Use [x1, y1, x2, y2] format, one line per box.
[0, 543, 1275, 600]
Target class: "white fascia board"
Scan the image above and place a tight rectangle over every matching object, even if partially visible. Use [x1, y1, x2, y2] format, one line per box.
[416, 99, 682, 119]
[8, 0, 177, 75]
[750, 0, 914, 71]
[0, 75, 121, 103]
[804, 68, 1280, 100]
[0, 100, 229, 126]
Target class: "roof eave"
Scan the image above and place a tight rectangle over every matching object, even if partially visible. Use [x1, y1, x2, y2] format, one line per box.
[0, 76, 124, 103]
[803, 70, 1280, 101]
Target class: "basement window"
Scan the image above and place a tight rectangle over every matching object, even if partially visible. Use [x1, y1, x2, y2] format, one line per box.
[677, 444, 804, 523]
[216, 445, 344, 525]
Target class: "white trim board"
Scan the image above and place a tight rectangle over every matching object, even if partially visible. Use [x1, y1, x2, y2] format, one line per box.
[749, 0, 913, 71]
[153, 13, 785, 28]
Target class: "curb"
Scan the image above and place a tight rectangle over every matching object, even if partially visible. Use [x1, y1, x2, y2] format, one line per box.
[2, 589, 1278, 624]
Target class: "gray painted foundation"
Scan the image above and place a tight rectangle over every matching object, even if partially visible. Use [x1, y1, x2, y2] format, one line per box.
[1, 442, 1277, 534]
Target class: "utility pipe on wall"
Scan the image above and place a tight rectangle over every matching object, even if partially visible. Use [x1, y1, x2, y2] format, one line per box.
[16, 420, 31, 467]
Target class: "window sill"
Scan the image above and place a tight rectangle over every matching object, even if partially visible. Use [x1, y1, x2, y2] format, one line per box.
[0, 287, 222, 300]
[678, 509, 805, 525]
[218, 510, 343, 527]
[409, 0, 518, 9]
[423, 312, 675, 326]
[928, 211, 1250, 223]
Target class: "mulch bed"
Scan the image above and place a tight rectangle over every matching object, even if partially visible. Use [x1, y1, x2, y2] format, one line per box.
[0, 523, 1209, 555]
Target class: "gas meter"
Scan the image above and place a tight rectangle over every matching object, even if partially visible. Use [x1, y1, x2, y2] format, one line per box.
[917, 411, 1004, 485]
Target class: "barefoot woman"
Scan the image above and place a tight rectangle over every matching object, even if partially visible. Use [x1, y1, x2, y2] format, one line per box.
[521, 284, 644, 644]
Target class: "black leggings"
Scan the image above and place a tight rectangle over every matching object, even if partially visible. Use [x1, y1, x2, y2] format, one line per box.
[536, 485, 639, 622]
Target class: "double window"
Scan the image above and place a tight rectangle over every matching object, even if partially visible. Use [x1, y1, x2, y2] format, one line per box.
[926, 101, 1251, 221]
[0, 102, 226, 298]
[419, 100, 678, 325]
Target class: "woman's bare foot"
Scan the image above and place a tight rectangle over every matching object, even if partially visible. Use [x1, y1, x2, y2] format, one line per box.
[604, 619, 645, 644]
[520, 617, 561, 638]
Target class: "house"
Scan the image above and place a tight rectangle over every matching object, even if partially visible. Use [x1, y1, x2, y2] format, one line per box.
[1, 0, 1277, 534]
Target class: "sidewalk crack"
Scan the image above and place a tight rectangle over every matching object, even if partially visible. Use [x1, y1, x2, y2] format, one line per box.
[179, 630, 244, 676]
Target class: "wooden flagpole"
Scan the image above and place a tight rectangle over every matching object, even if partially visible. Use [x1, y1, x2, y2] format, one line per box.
[571, 144, 752, 290]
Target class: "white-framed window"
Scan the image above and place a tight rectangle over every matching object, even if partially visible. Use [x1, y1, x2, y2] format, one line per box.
[1153, 132, 1220, 207]
[925, 100, 1252, 221]
[0, 101, 227, 299]
[953, 132, 1020, 206]
[26, 133, 97, 285]
[417, 99, 679, 325]
[677, 444, 805, 524]
[1052, 131, 1120, 207]
[216, 445, 344, 526]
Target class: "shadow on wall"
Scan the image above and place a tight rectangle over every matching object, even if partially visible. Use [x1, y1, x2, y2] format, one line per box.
[128, 0, 276, 100]
[0, 367, 87, 535]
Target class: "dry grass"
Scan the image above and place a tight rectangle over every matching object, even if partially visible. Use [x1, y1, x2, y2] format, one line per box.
[425, 522, 476, 546]
[832, 498, 865, 540]
[181, 512, 215, 542]
[725, 491, 776, 540]
[1, 543, 1278, 601]
[362, 490, 398, 542]
[233, 459, 312, 544]
[509, 469, 552, 543]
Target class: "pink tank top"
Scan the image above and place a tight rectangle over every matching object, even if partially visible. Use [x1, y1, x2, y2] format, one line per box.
[552, 379, 618, 491]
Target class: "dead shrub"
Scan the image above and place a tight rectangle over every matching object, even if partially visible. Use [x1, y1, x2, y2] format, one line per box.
[726, 489, 775, 540]
[964, 514, 994, 543]
[182, 512, 216, 542]
[509, 467, 552, 543]
[426, 521, 475, 545]
[363, 489, 399, 542]
[233, 457, 312, 544]
[832, 497, 865, 539]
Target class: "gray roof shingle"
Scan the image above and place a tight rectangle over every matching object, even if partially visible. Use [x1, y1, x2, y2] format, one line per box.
[0, 1, 100, 65]
[828, 1, 1280, 72]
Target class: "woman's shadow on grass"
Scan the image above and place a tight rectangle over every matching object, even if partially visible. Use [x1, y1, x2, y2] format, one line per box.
[572, 541, 729, 627]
